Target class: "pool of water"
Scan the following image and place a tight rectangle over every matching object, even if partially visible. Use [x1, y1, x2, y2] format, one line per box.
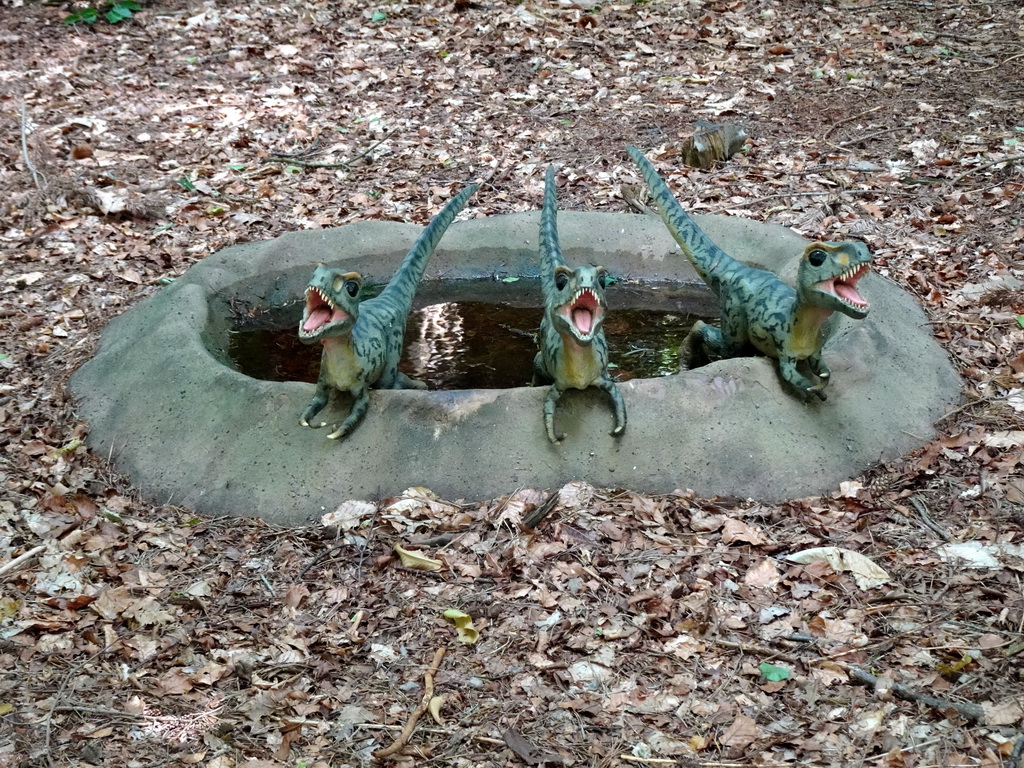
[228, 301, 711, 389]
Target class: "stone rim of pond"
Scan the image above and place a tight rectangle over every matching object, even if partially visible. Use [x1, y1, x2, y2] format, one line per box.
[71, 211, 962, 524]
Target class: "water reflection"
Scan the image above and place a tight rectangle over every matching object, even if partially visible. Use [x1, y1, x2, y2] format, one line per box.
[227, 303, 710, 389]
[401, 302, 538, 390]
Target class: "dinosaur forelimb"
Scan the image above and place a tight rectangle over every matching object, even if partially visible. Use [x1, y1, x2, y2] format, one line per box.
[328, 388, 370, 440]
[601, 379, 627, 437]
[779, 357, 827, 402]
[301, 383, 331, 428]
[808, 354, 832, 384]
[543, 385, 566, 444]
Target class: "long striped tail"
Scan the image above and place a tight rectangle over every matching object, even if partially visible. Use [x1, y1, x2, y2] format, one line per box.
[540, 165, 567, 292]
[626, 146, 737, 294]
[379, 181, 479, 307]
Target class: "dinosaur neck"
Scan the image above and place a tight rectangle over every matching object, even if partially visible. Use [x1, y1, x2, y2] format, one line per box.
[790, 302, 834, 355]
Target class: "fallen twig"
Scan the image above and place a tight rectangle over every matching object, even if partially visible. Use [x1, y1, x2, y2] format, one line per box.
[708, 187, 909, 214]
[949, 156, 1019, 187]
[522, 490, 560, 530]
[0, 544, 46, 578]
[939, 393, 1008, 421]
[270, 128, 398, 169]
[43, 641, 122, 767]
[20, 103, 43, 188]
[845, 665, 986, 723]
[373, 647, 446, 760]
[823, 104, 886, 141]
[907, 494, 953, 542]
[972, 51, 1024, 74]
[716, 636, 989, 724]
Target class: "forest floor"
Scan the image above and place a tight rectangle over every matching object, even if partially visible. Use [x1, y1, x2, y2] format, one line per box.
[1, 0, 1024, 766]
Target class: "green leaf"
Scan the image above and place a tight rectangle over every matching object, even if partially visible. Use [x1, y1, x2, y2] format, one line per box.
[759, 662, 791, 682]
[105, 5, 133, 22]
[371, 10, 387, 21]
[177, 177, 196, 191]
[1016, 315, 1024, 329]
[501, 276, 520, 283]
[227, 163, 246, 171]
[65, 7, 98, 24]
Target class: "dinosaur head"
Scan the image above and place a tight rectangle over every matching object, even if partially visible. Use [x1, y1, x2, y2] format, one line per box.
[298, 266, 361, 343]
[798, 241, 872, 320]
[551, 265, 609, 345]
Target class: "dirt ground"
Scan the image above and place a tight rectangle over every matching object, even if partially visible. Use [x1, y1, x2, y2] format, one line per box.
[1, 0, 1023, 766]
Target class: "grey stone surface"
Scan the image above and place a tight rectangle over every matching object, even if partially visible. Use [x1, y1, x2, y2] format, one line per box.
[71, 212, 962, 524]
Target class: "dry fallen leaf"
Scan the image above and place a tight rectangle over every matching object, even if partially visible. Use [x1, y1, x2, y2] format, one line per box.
[721, 518, 767, 545]
[321, 499, 376, 530]
[427, 694, 445, 725]
[743, 558, 781, 589]
[394, 545, 443, 572]
[982, 696, 1024, 726]
[720, 713, 759, 752]
[442, 609, 480, 645]
[786, 547, 890, 590]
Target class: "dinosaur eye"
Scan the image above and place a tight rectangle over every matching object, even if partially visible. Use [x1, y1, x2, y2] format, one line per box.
[808, 249, 827, 267]
[555, 272, 569, 291]
[344, 280, 360, 298]
[597, 271, 608, 289]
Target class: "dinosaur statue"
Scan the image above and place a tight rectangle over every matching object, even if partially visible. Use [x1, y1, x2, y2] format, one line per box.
[298, 182, 478, 439]
[627, 146, 871, 401]
[534, 164, 627, 442]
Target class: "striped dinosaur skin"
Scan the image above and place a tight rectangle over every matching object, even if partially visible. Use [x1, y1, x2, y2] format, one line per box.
[298, 182, 478, 439]
[535, 165, 626, 443]
[627, 146, 871, 401]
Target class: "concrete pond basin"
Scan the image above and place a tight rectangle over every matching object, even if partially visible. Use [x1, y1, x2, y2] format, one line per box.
[71, 212, 962, 525]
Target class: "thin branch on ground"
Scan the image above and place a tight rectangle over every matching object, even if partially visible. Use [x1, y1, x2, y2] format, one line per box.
[43, 641, 123, 767]
[908, 494, 953, 542]
[823, 104, 886, 141]
[708, 187, 907, 214]
[971, 50, 1024, 73]
[269, 129, 398, 169]
[522, 490, 560, 529]
[949, 156, 1019, 186]
[716, 637, 989, 723]
[373, 647, 447, 761]
[20, 103, 43, 188]
[939, 393, 1009, 421]
[0, 544, 46, 578]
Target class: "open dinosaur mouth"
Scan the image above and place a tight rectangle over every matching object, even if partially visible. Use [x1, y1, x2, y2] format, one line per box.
[819, 263, 870, 311]
[300, 286, 350, 337]
[562, 288, 603, 339]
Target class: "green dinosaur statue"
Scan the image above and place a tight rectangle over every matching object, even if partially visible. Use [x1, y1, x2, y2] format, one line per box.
[534, 165, 627, 443]
[298, 182, 478, 439]
[627, 146, 871, 401]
